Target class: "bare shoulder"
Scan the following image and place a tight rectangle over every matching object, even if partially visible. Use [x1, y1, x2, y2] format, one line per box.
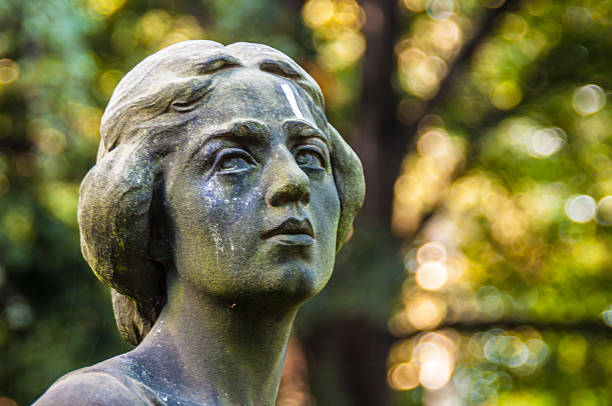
[32, 369, 146, 406]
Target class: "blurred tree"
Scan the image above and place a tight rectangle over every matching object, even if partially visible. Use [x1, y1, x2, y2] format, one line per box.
[385, 0, 612, 405]
[1, 0, 611, 405]
[0, 0, 317, 403]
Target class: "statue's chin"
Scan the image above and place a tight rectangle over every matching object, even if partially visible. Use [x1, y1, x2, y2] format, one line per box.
[276, 264, 330, 303]
[209, 263, 331, 311]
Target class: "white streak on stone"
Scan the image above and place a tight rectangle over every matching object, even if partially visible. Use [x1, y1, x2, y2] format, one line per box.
[281, 83, 304, 119]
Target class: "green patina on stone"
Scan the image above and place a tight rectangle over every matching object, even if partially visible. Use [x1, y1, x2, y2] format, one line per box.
[34, 40, 364, 406]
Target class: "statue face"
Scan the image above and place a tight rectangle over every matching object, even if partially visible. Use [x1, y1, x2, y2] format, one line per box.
[164, 69, 341, 305]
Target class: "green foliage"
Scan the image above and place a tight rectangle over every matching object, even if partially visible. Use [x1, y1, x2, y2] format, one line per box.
[1, 0, 611, 404]
[389, 0, 612, 404]
[0, 0, 314, 403]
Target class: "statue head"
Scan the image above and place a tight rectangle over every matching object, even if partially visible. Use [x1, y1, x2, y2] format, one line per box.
[78, 40, 365, 345]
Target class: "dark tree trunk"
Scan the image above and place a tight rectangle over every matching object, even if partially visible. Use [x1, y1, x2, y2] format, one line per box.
[303, 1, 404, 405]
[353, 0, 404, 224]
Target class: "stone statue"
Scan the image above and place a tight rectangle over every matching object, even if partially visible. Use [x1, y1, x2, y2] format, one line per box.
[34, 40, 364, 406]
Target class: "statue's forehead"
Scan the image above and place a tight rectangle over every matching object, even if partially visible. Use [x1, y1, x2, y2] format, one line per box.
[194, 70, 325, 129]
[174, 79, 328, 159]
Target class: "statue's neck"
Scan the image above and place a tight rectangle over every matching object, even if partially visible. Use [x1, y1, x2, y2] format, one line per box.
[131, 278, 298, 406]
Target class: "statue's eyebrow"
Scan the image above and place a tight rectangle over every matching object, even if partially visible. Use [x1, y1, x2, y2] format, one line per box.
[282, 119, 329, 145]
[189, 120, 270, 158]
[194, 55, 242, 74]
[259, 59, 303, 80]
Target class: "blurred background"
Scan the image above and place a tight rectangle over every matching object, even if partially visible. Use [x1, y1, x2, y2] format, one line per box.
[0, 0, 611, 404]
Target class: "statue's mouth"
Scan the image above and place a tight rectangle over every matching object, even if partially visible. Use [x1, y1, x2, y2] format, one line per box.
[262, 217, 314, 239]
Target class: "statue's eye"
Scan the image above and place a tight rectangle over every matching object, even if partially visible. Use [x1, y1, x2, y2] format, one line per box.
[294, 147, 325, 169]
[214, 149, 253, 173]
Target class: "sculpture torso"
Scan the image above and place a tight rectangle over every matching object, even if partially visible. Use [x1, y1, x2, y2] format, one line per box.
[33, 40, 364, 406]
[34, 356, 211, 406]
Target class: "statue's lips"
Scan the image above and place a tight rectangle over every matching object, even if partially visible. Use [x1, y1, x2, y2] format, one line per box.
[262, 218, 315, 246]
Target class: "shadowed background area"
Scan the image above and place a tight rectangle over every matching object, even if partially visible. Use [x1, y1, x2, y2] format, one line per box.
[0, 0, 611, 405]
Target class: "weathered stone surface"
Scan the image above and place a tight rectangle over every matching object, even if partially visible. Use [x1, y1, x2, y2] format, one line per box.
[34, 40, 364, 406]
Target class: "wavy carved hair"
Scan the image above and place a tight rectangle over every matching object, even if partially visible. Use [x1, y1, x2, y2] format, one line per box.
[78, 40, 365, 345]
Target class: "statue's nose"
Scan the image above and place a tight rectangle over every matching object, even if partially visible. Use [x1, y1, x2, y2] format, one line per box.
[265, 150, 311, 207]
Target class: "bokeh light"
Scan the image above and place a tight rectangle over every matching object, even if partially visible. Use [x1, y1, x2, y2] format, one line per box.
[388, 362, 420, 390]
[416, 262, 448, 291]
[416, 342, 453, 389]
[87, 0, 127, 17]
[490, 81, 522, 110]
[400, 0, 428, 13]
[302, 0, 366, 71]
[572, 84, 606, 116]
[476, 286, 506, 319]
[528, 127, 565, 158]
[407, 293, 447, 330]
[388, 1, 612, 405]
[0, 59, 19, 85]
[500, 13, 528, 42]
[595, 196, 612, 225]
[388, 332, 458, 392]
[557, 334, 587, 372]
[416, 241, 447, 263]
[427, 0, 455, 21]
[565, 194, 596, 223]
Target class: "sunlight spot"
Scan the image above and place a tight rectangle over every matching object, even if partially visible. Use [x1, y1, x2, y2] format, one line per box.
[302, 0, 335, 27]
[417, 128, 452, 158]
[572, 84, 606, 116]
[523, 0, 551, 16]
[408, 294, 447, 330]
[558, 334, 587, 372]
[415, 341, 453, 389]
[430, 20, 462, 55]
[417, 241, 447, 264]
[427, 0, 454, 20]
[35, 128, 67, 156]
[318, 31, 366, 71]
[596, 196, 612, 225]
[416, 261, 448, 291]
[388, 362, 420, 390]
[87, 0, 127, 17]
[476, 286, 505, 319]
[490, 81, 522, 110]
[401, 0, 428, 12]
[528, 127, 565, 157]
[524, 338, 550, 367]
[98, 70, 123, 99]
[497, 336, 529, 368]
[565, 194, 596, 223]
[0, 59, 19, 85]
[500, 13, 528, 41]
[139, 10, 171, 44]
